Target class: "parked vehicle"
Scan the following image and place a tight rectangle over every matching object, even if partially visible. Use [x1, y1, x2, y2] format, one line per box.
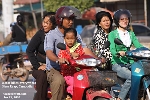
[80, 23, 150, 49]
[0, 44, 32, 82]
[113, 38, 150, 100]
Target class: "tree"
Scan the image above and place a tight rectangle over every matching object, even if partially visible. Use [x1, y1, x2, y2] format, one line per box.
[43, 0, 94, 13]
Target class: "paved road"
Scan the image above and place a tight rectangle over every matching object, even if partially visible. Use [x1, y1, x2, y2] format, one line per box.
[0, 75, 36, 100]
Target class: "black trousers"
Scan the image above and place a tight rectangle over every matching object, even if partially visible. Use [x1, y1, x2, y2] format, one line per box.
[32, 69, 48, 100]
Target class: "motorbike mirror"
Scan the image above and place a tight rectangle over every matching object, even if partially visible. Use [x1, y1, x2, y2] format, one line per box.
[114, 38, 123, 45]
[57, 43, 66, 50]
[92, 39, 95, 43]
[104, 41, 110, 49]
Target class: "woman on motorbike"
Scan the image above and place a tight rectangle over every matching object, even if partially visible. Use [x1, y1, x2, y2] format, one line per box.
[90, 11, 113, 69]
[108, 9, 143, 100]
[26, 12, 56, 100]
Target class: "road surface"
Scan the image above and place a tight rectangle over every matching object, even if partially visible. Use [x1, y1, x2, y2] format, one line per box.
[0, 75, 36, 100]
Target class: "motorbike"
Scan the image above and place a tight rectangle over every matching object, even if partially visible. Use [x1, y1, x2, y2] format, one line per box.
[44, 43, 117, 100]
[112, 38, 150, 100]
[0, 44, 32, 82]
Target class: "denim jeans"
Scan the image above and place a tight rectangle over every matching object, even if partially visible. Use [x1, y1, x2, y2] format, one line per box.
[112, 64, 131, 100]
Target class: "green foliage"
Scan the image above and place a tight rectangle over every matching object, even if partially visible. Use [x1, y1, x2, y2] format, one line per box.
[43, 0, 94, 13]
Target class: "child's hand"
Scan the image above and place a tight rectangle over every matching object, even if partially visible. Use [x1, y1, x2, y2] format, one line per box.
[71, 52, 79, 59]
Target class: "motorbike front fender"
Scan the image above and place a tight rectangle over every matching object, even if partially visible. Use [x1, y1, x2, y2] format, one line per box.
[86, 90, 112, 100]
[130, 61, 144, 100]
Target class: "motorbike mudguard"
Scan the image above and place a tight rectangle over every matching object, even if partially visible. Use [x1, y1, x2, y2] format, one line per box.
[86, 90, 112, 100]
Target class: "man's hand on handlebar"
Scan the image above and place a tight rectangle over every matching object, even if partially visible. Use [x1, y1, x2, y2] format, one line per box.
[56, 58, 69, 65]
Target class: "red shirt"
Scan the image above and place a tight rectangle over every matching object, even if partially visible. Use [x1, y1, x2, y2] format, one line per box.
[58, 45, 84, 60]
[58, 45, 84, 76]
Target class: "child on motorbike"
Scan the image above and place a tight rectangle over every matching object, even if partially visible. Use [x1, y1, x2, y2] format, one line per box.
[58, 28, 85, 96]
[108, 9, 143, 100]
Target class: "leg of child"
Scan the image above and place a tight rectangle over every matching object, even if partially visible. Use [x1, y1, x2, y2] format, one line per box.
[64, 76, 74, 95]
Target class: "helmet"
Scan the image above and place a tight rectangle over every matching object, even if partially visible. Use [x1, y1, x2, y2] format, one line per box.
[55, 6, 81, 25]
[113, 9, 132, 26]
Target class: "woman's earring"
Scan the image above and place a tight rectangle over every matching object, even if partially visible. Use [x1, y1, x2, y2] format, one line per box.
[99, 24, 101, 27]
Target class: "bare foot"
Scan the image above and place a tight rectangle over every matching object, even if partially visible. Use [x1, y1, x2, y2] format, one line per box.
[66, 95, 72, 100]
[7, 68, 11, 72]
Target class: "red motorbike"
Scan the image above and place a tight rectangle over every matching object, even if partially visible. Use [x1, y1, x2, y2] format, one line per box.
[34, 43, 117, 100]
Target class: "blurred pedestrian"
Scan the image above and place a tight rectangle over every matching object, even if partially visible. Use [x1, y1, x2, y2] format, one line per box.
[3, 15, 27, 73]
[10, 15, 27, 45]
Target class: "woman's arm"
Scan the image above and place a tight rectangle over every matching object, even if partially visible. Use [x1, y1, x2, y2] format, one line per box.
[108, 31, 118, 57]
[131, 32, 143, 48]
[44, 33, 69, 64]
[26, 30, 42, 70]
[83, 48, 98, 59]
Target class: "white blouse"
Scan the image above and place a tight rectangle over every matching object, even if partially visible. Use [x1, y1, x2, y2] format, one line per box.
[117, 28, 131, 47]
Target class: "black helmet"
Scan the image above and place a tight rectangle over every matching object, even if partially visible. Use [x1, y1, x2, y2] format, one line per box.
[113, 9, 132, 27]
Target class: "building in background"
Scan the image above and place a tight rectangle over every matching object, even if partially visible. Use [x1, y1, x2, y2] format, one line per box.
[95, 0, 150, 27]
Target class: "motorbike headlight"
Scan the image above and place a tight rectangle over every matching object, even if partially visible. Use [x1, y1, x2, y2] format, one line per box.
[77, 74, 84, 80]
[75, 58, 101, 66]
[132, 50, 150, 58]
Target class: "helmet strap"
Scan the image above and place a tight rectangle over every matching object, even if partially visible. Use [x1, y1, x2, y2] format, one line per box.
[118, 23, 130, 30]
[60, 18, 68, 30]
[119, 25, 127, 30]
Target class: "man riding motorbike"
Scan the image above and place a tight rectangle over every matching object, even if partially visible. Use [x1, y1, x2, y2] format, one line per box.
[44, 6, 102, 100]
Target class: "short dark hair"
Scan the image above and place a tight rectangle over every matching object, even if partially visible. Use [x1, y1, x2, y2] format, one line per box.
[64, 28, 77, 37]
[43, 12, 56, 29]
[17, 15, 23, 22]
